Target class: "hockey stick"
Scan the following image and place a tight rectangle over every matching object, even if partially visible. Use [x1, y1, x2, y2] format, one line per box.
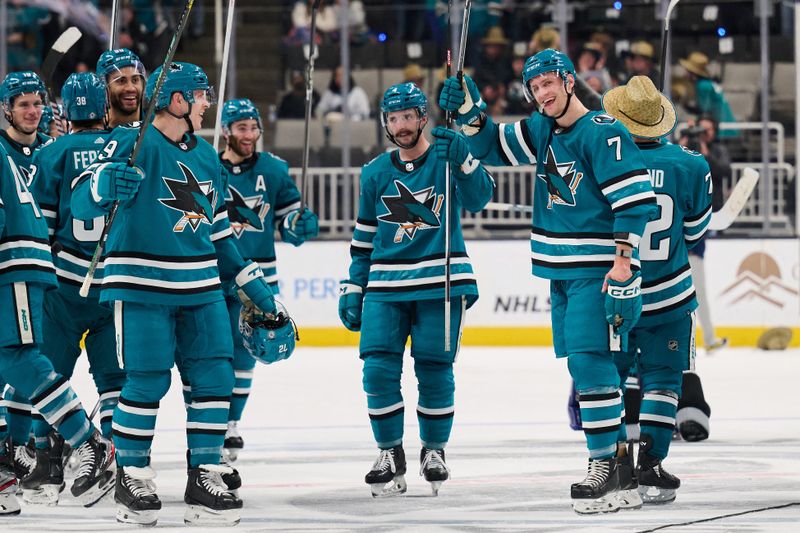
[298, 0, 323, 215]
[41, 26, 82, 135]
[443, 0, 471, 352]
[109, 0, 121, 50]
[658, 0, 681, 90]
[212, 0, 236, 151]
[80, 0, 197, 297]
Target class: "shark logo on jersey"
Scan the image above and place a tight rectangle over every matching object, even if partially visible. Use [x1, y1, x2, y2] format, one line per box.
[225, 185, 270, 237]
[378, 180, 444, 243]
[158, 161, 217, 232]
[537, 146, 584, 209]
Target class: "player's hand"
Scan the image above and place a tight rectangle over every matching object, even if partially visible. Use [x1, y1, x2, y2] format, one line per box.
[281, 208, 319, 246]
[235, 261, 277, 315]
[439, 74, 483, 134]
[338, 281, 363, 332]
[604, 271, 642, 335]
[432, 126, 479, 176]
[92, 162, 144, 202]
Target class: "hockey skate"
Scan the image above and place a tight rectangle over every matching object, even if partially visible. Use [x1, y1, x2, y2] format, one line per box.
[223, 421, 244, 462]
[21, 431, 66, 505]
[677, 372, 711, 442]
[115, 466, 161, 526]
[636, 435, 680, 504]
[0, 439, 21, 516]
[570, 457, 620, 514]
[70, 430, 116, 507]
[13, 440, 36, 482]
[184, 464, 243, 526]
[615, 444, 642, 510]
[420, 448, 450, 496]
[365, 445, 407, 498]
[186, 449, 242, 493]
[705, 337, 728, 354]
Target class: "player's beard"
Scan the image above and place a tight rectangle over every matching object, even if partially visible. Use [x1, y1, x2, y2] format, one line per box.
[109, 89, 141, 118]
[228, 135, 256, 158]
[393, 128, 420, 149]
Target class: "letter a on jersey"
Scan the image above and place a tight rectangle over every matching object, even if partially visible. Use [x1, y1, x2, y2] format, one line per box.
[537, 145, 583, 209]
[225, 185, 270, 237]
[159, 162, 217, 232]
[378, 180, 444, 243]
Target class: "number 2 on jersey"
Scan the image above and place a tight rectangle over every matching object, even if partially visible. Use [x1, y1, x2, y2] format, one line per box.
[640, 193, 674, 261]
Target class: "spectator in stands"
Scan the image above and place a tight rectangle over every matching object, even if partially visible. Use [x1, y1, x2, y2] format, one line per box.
[618, 40, 659, 86]
[7, 1, 51, 71]
[481, 82, 507, 117]
[679, 51, 737, 138]
[506, 50, 535, 115]
[318, 65, 371, 121]
[473, 26, 514, 90]
[403, 63, 426, 91]
[278, 70, 320, 119]
[576, 41, 612, 93]
[679, 115, 731, 212]
[528, 25, 560, 55]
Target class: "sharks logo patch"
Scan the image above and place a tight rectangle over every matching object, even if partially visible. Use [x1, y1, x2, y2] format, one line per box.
[225, 185, 270, 237]
[537, 145, 584, 209]
[378, 180, 444, 243]
[159, 162, 217, 232]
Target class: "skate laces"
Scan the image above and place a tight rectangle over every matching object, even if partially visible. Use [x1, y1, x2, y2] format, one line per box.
[372, 449, 397, 474]
[74, 438, 99, 479]
[124, 471, 157, 497]
[420, 449, 449, 477]
[582, 459, 610, 488]
[199, 469, 229, 496]
[14, 445, 35, 472]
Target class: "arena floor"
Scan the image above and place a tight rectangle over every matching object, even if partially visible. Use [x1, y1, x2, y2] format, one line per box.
[4, 346, 799, 532]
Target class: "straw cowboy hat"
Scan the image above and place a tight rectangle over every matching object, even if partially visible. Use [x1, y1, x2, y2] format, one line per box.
[624, 40, 655, 60]
[602, 75, 677, 139]
[680, 51, 712, 78]
[403, 63, 424, 83]
[482, 26, 509, 46]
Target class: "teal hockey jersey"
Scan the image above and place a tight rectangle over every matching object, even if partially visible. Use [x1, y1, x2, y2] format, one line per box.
[636, 141, 712, 326]
[0, 142, 57, 288]
[0, 130, 51, 185]
[466, 111, 657, 280]
[29, 129, 115, 297]
[349, 145, 494, 306]
[72, 124, 246, 306]
[221, 151, 301, 290]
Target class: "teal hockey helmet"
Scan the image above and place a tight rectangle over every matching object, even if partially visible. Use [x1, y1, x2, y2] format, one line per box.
[221, 98, 262, 131]
[146, 62, 215, 112]
[239, 301, 298, 365]
[0, 71, 48, 107]
[61, 72, 107, 122]
[38, 104, 54, 134]
[96, 48, 146, 81]
[380, 82, 427, 126]
[522, 48, 575, 102]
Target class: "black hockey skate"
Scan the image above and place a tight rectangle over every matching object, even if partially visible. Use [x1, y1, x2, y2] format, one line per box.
[570, 457, 620, 514]
[184, 464, 243, 526]
[615, 443, 642, 510]
[186, 449, 241, 492]
[223, 421, 244, 462]
[420, 448, 450, 496]
[365, 445, 407, 498]
[637, 434, 680, 504]
[677, 372, 711, 442]
[12, 440, 36, 482]
[115, 466, 161, 526]
[21, 431, 66, 505]
[0, 438, 20, 516]
[70, 430, 116, 507]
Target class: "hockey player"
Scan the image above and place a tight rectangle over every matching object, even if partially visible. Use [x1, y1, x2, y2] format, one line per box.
[340, 83, 494, 497]
[208, 98, 318, 462]
[96, 48, 146, 128]
[0, 142, 117, 515]
[71, 62, 275, 527]
[0, 70, 52, 483]
[21, 72, 126, 506]
[602, 75, 712, 504]
[439, 49, 657, 513]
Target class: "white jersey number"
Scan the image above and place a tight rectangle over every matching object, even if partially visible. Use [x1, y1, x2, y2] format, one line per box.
[72, 216, 105, 242]
[640, 193, 674, 261]
[9, 155, 41, 218]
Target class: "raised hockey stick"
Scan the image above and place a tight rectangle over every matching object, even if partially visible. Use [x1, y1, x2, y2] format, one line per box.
[109, 0, 121, 50]
[212, 0, 236, 151]
[42, 26, 82, 135]
[80, 0, 197, 298]
[658, 0, 681, 90]
[298, 0, 324, 216]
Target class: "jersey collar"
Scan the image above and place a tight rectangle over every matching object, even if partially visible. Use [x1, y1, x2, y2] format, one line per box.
[221, 152, 260, 175]
[390, 145, 432, 173]
[155, 128, 198, 152]
[0, 129, 47, 156]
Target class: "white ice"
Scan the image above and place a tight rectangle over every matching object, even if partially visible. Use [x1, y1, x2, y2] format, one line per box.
[3, 346, 799, 532]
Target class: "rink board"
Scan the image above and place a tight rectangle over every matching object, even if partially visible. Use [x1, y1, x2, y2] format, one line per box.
[273, 239, 800, 347]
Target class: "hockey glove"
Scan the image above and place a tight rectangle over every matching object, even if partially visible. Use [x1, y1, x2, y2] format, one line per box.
[235, 261, 277, 315]
[338, 281, 363, 332]
[432, 127, 479, 176]
[281, 208, 319, 246]
[91, 162, 144, 203]
[604, 271, 642, 335]
[438, 74, 484, 135]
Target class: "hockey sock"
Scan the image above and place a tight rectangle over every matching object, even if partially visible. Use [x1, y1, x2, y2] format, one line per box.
[569, 353, 622, 459]
[639, 390, 679, 459]
[33, 416, 50, 449]
[4, 388, 33, 446]
[30, 374, 92, 448]
[113, 370, 171, 467]
[186, 357, 234, 467]
[181, 378, 192, 409]
[414, 359, 454, 450]
[363, 353, 404, 449]
[96, 387, 122, 438]
[229, 358, 256, 422]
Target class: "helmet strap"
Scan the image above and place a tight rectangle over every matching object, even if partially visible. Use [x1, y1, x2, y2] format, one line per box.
[166, 98, 195, 134]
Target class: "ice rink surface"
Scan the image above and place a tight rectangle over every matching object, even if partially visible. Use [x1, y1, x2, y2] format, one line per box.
[2, 346, 798, 532]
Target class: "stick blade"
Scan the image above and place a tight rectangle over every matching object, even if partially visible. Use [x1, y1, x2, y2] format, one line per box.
[52, 26, 82, 54]
[708, 167, 759, 231]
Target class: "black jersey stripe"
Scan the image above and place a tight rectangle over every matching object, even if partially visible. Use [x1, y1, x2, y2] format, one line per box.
[685, 204, 713, 223]
[641, 290, 697, 317]
[101, 282, 222, 295]
[366, 278, 476, 293]
[599, 169, 650, 191]
[0, 236, 50, 245]
[371, 251, 469, 265]
[641, 263, 691, 289]
[532, 227, 615, 240]
[519, 120, 538, 160]
[611, 196, 657, 213]
[532, 258, 641, 272]
[356, 217, 378, 227]
[104, 250, 218, 262]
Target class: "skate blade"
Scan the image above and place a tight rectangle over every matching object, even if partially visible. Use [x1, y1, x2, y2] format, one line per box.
[638, 485, 677, 504]
[429, 480, 445, 497]
[572, 493, 621, 514]
[369, 475, 407, 498]
[116, 504, 159, 527]
[0, 492, 21, 515]
[616, 488, 643, 510]
[74, 468, 116, 508]
[22, 483, 63, 506]
[183, 504, 241, 527]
